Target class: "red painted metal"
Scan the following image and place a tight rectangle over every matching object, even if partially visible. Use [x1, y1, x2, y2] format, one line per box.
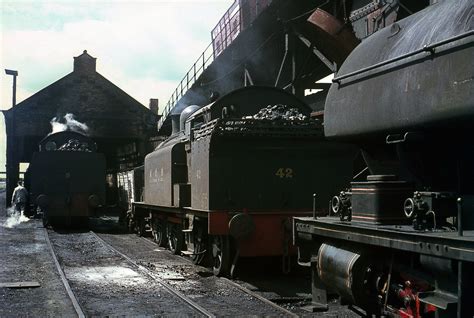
[208, 212, 231, 235]
[208, 211, 310, 256]
[305, 8, 359, 65]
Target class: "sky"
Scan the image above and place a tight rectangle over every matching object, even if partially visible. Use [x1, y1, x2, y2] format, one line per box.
[0, 0, 234, 173]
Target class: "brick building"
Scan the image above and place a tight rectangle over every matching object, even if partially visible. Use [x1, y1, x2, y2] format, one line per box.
[2, 50, 160, 206]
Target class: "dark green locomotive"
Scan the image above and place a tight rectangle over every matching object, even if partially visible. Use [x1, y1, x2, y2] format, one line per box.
[29, 131, 106, 227]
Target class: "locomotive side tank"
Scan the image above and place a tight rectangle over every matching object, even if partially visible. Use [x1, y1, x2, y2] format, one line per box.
[29, 131, 106, 227]
[294, 1, 474, 317]
[132, 86, 356, 276]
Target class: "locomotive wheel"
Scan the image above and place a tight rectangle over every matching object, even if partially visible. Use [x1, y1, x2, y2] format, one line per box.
[42, 214, 49, 228]
[127, 217, 135, 233]
[211, 235, 230, 276]
[167, 223, 184, 254]
[152, 218, 167, 247]
[126, 213, 136, 233]
[191, 227, 207, 265]
[136, 218, 146, 237]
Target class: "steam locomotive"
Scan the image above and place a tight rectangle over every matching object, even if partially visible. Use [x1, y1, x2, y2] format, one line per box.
[128, 86, 355, 276]
[294, 1, 474, 317]
[28, 131, 106, 227]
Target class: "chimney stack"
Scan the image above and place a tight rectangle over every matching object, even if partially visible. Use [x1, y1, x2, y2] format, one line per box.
[149, 98, 159, 114]
[73, 50, 97, 74]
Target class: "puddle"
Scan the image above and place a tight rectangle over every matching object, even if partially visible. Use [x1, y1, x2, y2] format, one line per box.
[65, 265, 147, 285]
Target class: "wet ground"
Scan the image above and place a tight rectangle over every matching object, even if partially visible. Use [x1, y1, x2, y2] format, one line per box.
[48, 230, 201, 316]
[96, 232, 293, 316]
[0, 191, 358, 317]
[0, 191, 77, 317]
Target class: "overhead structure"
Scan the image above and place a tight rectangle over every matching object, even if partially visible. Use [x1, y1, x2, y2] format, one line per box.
[157, 0, 429, 135]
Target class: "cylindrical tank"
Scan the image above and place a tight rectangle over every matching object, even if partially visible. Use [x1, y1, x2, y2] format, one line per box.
[324, 0, 474, 139]
[317, 244, 379, 313]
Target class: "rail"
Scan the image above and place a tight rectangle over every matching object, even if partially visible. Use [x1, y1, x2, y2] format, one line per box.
[158, 0, 273, 132]
[91, 232, 215, 318]
[44, 229, 86, 318]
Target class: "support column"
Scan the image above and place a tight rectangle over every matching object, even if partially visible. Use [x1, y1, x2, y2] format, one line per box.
[303, 258, 329, 312]
[4, 111, 19, 207]
[290, 32, 296, 95]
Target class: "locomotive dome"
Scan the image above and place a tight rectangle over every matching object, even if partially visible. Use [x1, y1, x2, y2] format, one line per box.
[179, 105, 201, 131]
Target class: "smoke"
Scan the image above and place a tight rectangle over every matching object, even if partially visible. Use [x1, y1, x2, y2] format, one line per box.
[50, 113, 89, 135]
[3, 207, 30, 228]
[171, 89, 207, 115]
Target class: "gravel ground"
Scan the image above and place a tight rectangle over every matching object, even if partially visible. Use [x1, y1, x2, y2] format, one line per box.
[48, 230, 203, 316]
[98, 232, 293, 316]
[0, 193, 359, 317]
[0, 191, 77, 317]
[99, 231, 358, 317]
[233, 258, 358, 317]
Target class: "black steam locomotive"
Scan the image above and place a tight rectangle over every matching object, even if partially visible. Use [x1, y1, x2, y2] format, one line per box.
[294, 1, 474, 317]
[28, 131, 106, 227]
[129, 86, 355, 275]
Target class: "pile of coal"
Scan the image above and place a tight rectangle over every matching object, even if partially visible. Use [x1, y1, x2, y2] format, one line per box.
[58, 139, 91, 152]
[246, 104, 307, 121]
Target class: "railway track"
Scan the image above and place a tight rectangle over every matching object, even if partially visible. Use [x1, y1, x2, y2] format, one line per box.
[44, 228, 85, 318]
[101, 233, 357, 317]
[46, 229, 212, 317]
[46, 228, 296, 316]
[90, 232, 214, 317]
[97, 232, 298, 317]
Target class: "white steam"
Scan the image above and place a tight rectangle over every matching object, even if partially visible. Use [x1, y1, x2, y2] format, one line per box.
[50, 113, 89, 135]
[3, 207, 30, 228]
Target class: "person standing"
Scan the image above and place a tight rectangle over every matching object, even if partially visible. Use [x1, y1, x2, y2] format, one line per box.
[11, 180, 28, 215]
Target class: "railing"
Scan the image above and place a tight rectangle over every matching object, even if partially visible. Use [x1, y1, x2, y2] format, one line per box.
[157, 2, 242, 131]
[157, 0, 273, 132]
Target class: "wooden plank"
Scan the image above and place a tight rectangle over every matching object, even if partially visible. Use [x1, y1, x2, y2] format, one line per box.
[0, 281, 41, 288]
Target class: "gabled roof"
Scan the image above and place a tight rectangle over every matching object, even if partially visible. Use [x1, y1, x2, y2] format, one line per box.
[3, 50, 159, 139]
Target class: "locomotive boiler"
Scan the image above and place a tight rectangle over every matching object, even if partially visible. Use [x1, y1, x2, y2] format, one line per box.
[28, 131, 106, 227]
[130, 86, 355, 276]
[294, 1, 474, 317]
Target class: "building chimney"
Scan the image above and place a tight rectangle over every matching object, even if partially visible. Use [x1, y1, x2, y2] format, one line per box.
[149, 98, 159, 114]
[73, 50, 97, 74]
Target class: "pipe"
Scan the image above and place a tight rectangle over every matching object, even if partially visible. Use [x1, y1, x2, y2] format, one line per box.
[457, 197, 463, 236]
[313, 193, 317, 219]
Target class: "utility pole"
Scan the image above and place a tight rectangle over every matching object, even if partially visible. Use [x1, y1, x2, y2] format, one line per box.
[5, 69, 19, 207]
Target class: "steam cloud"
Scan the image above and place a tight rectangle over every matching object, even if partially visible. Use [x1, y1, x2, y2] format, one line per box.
[50, 113, 89, 135]
[3, 207, 30, 228]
